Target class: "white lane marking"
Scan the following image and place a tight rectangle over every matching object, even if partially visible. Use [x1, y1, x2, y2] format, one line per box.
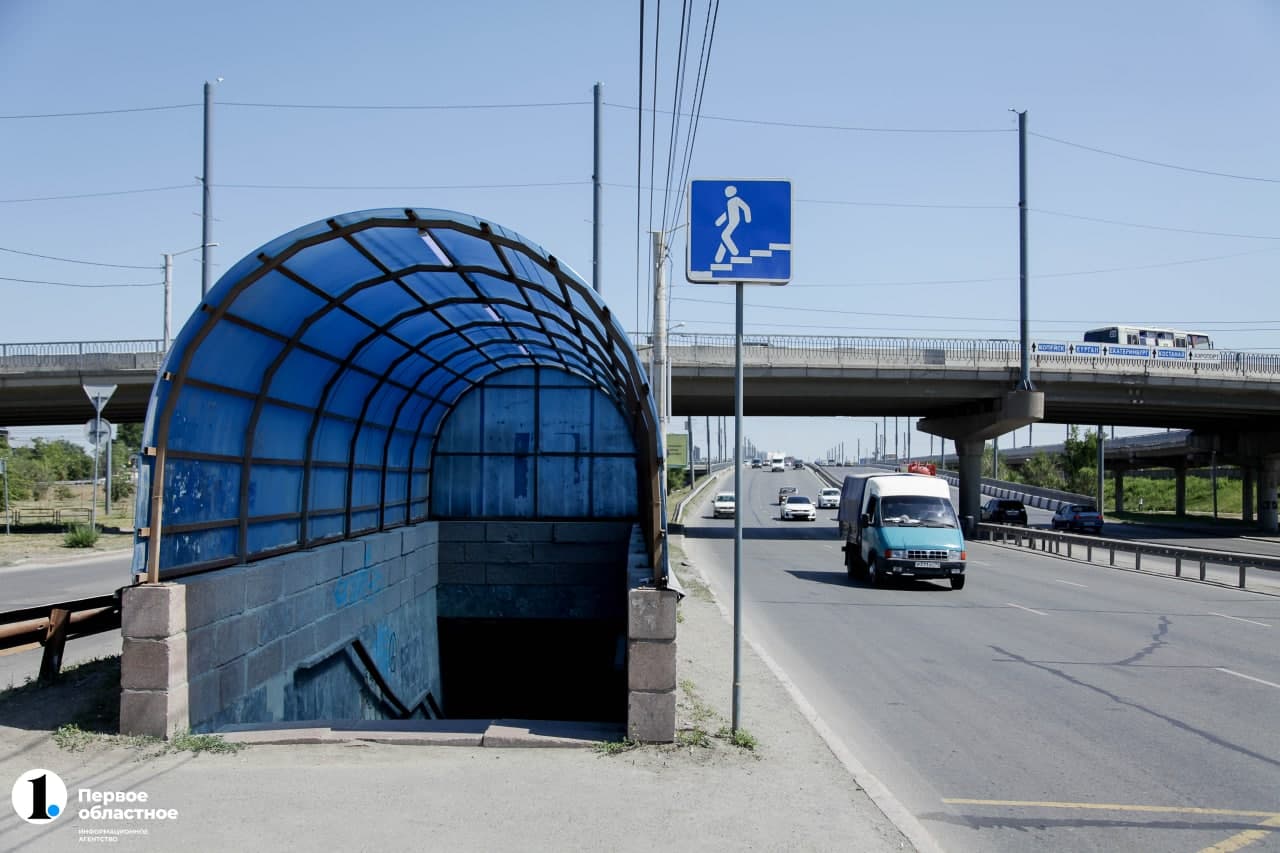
[1216, 668, 1280, 690]
[1209, 612, 1271, 628]
[1007, 602, 1048, 616]
[1055, 579, 1087, 588]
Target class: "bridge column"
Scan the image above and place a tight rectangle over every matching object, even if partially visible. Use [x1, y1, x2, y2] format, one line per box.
[1242, 466, 1255, 524]
[1261, 456, 1280, 534]
[1113, 467, 1126, 513]
[955, 439, 984, 535]
[1174, 461, 1188, 517]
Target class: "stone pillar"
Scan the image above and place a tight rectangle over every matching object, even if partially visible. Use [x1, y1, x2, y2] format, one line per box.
[119, 583, 188, 738]
[1113, 467, 1126, 513]
[1243, 465, 1255, 524]
[955, 439, 984, 536]
[627, 587, 678, 743]
[1174, 461, 1188, 517]
[1260, 456, 1280, 534]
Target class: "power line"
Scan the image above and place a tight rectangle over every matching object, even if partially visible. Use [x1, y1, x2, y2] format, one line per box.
[0, 246, 156, 270]
[1033, 208, 1280, 241]
[0, 184, 194, 204]
[0, 276, 162, 288]
[604, 101, 1010, 134]
[1031, 131, 1280, 184]
[0, 104, 197, 120]
[220, 180, 586, 191]
[221, 100, 589, 111]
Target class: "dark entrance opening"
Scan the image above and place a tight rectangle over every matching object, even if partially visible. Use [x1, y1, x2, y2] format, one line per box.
[437, 617, 625, 722]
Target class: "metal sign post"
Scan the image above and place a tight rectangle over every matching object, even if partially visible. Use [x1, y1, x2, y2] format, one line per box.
[1, 457, 9, 535]
[82, 384, 117, 529]
[688, 178, 792, 734]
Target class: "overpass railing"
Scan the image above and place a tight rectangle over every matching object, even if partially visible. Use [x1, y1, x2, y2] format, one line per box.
[632, 333, 1280, 380]
[0, 339, 166, 372]
[979, 523, 1280, 592]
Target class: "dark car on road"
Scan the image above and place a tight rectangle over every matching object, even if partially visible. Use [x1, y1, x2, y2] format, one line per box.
[981, 498, 1027, 525]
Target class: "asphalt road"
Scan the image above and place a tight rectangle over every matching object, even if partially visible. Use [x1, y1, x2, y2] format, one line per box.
[682, 465, 1280, 853]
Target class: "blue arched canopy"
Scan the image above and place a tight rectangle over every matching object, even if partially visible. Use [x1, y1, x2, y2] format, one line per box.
[134, 208, 662, 581]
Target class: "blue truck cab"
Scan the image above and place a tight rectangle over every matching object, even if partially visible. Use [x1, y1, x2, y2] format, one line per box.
[837, 473, 967, 589]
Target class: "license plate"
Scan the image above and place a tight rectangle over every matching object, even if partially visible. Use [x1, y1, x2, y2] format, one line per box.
[915, 561, 941, 569]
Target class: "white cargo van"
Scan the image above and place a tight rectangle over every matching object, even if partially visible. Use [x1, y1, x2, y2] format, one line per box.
[836, 473, 967, 589]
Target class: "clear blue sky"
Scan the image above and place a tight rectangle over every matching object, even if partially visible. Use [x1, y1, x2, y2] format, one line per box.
[2, 0, 1277, 458]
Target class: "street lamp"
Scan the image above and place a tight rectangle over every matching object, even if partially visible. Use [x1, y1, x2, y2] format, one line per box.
[163, 243, 218, 349]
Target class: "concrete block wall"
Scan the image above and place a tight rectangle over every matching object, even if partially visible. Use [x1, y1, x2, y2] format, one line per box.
[120, 521, 440, 737]
[437, 521, 632, 620]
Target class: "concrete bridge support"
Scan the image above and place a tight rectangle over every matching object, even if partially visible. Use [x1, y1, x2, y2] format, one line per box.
[1243, 466, 1255, 524]
[1261, 457, 1280, 533]
[955, 439, 985, 534]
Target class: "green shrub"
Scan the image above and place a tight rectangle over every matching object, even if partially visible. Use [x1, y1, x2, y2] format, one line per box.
[64, 523, 100, 548]
[54, 484, 74, 500]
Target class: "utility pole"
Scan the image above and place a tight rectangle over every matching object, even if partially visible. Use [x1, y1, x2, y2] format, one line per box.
[1016, 109, 1032, 391]
[201, 79, 220, 298]
[652, 231, 668, 490]
[592, 82, 603, 294]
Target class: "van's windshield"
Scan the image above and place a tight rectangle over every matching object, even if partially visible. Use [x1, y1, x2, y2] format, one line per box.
[879, 495, 958, 528]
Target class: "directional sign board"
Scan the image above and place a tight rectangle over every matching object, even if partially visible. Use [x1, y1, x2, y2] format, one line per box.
[82, 383, 117, 414]
[687, 179, 792, 284]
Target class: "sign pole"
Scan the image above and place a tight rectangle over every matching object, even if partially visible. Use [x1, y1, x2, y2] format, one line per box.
[732, 281, 744, 733]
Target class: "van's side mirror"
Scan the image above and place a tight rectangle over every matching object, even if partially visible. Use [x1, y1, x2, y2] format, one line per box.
[860, 513, 871, 528]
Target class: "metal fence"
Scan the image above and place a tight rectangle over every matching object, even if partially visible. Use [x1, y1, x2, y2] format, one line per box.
[979, 523, 1280, 592]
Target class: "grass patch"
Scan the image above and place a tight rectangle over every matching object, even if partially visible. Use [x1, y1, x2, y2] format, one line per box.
[676, 727, 712, 748]
[62, 523, 101, 548]
[717, 725, 758, 751]
[592, 737, 641, 756]
[52, 723, 241, 755]
[168, 731, 242, 754]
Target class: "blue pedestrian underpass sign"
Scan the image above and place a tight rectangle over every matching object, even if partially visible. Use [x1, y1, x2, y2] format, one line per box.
[687, 179, 792, 284]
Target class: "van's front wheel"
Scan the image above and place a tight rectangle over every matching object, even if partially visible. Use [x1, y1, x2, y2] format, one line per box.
[869, 554, 886, 588]
[950, 574, 966, 590]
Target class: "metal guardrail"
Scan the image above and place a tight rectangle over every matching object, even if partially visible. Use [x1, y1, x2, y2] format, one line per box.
[978, 523, 1280, 591]
[632, 333, 1280, 380]
[0, 591, 124, 682]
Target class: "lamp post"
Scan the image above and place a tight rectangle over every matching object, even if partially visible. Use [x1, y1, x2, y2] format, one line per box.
[164, 243, 218, 349]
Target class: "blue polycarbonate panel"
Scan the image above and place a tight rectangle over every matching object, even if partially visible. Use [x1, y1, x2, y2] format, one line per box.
[353, 224, 447, 276]
[440, 347, 491, 376]
[161, 526, 239, 571]
[594, 394, 635, 451]
[325, 369, 380, 419]
[382, 502, 407, 527]
[592, 457, 638, 516]
[430, 455, 481, 516]
[354, 423, 389, 466]
[434, 301, 496, 330]
[500, 245, 560, 292]
[465, 323, 517, 345]
[363, 383, 412, 428]
[285, 237, 385, 298]
[165, 459, 242, 522]
[343, 281, 425, 330]
[308, 467, 348, 512]
[537, 457, 589, 517]
[252, 404, 314, 460]
[395, 269, 469, 305]
[224, 269, 329, 338]
[427, 226, 504, 270]
[247, 519, 300, 553]
[166, 386, 250, 457]
[351, 469, 382, 506]
[435, 390, 480, 452]
[489, 367, 538, 387]
[299, 307, 376, 354]
[268, 348, 342, 408]
[185, 322, 285, 392]
[307, 510, 344, 540]
[539, 386, 592, 452]
[387, 429, 416, 465]
[386, 311, 451, 348]
[312, 415, 356, 463]
[386, 353, 435, 391]
[384, 471, 408, 506]
[469, 273, 528, 306]
[481, 455, 534, 516]
[345, 324, 412, 373]
[349, 508, 379, 534]
[248, 463, 303, 517]
[482, 386, 535, 453]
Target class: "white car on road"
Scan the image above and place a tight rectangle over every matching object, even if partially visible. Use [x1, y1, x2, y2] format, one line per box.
[781, 495, 817, 521]
[712, 492, 736, 519]
[818, 487, 840, 509]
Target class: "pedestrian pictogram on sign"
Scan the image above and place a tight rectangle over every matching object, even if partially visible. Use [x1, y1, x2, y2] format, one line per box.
[687, 179, 792, 284]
